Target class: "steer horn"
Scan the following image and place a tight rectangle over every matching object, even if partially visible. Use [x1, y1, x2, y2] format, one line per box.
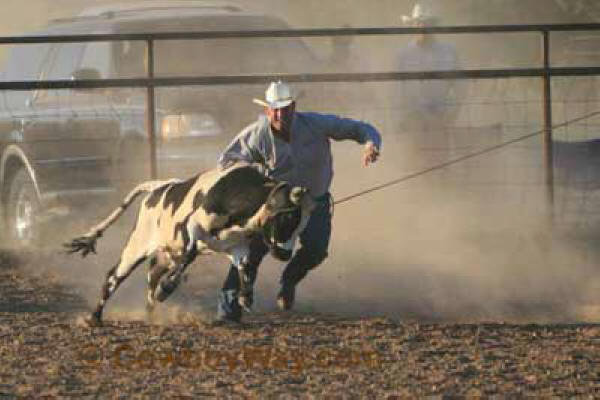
[289, 186, 306, 205]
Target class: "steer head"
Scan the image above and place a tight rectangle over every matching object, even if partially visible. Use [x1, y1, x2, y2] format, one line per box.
[261, 182, 314, 261]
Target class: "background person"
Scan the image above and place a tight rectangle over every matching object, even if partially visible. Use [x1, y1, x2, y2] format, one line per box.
[395, 2, 464, 135]
[216, 81, 382, 323]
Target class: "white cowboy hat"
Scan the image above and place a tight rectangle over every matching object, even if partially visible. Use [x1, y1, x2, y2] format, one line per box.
[401, 3, 439, 25]
[252, 81, 295, 109]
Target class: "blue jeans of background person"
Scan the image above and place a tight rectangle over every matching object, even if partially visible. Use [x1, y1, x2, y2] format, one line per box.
[217, 193, 332, 322]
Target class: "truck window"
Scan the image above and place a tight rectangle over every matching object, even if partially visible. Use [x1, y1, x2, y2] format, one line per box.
[153, 38, 317, 76]
[80, 42, 111, 78]
[0, 44, 52, 111]
[113, 40, 147, 78]
[45, 43, 85, 80]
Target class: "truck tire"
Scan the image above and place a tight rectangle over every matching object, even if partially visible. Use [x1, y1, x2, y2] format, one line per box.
[6, 168, 41, 248]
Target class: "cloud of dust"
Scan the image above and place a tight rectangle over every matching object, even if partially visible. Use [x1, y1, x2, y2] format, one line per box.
[23, 132, 600, 326]
[272, 134, 600, 324]
[4, 0, 600, 325]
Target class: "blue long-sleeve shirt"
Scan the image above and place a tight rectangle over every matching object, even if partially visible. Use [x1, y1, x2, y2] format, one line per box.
[218, 112, 382, 198]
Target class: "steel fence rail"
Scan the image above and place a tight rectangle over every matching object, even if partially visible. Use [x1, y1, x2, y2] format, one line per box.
[334, 109, 600, 206]
[1, 23, 600, 44]
[1, 67, 600, 91]
[1, 22, 600, 205]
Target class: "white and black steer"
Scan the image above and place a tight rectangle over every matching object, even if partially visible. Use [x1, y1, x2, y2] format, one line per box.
[65, 164, 314, 327]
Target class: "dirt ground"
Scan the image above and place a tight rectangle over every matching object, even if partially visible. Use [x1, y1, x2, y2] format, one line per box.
[1, 250, 600, 398]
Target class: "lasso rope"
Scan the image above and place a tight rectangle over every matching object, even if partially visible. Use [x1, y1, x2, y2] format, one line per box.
[334, 110, 600, 206]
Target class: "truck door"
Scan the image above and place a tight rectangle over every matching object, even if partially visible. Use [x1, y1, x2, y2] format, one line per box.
[25, 42, 120, 193]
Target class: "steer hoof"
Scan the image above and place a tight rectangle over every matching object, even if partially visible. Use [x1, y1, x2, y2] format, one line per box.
[154, 278, 179, 303]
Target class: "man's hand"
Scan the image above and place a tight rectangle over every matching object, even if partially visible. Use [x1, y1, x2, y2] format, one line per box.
[362, 142, 380, 166]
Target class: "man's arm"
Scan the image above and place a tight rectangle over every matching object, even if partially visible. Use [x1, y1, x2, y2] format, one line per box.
[309, 113, 382, 149]
[217, 121, 270, 171]
[308, 112, 382, 166]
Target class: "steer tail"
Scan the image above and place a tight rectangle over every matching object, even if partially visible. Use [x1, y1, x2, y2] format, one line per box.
[64, 179, 180, 257]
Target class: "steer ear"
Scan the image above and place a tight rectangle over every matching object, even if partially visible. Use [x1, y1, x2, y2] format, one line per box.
[289, 186, 307, 205]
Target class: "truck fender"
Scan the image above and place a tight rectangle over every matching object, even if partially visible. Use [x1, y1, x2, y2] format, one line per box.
[0, 143, 41, 202]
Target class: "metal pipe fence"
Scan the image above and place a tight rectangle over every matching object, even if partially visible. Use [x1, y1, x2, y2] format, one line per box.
[1, 23, 600, 203]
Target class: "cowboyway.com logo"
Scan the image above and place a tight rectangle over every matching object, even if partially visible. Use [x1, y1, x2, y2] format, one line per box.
[80, 344, 383, 373]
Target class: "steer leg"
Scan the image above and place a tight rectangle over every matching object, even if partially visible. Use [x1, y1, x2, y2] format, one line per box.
[146, 256, 158, 313]
[153, 221, 201, 303]
[87, 233, 151, 327]
[146, 252, 171, 313]
[87, 254, 147, 327]
[237, 263, 253, 312]
[153, 248, 198, 303]
[229, 246, 253, 312]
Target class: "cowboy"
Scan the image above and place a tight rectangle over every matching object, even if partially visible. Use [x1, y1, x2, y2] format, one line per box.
[215, 81, 382, 323]
[396, 2, 464, 133]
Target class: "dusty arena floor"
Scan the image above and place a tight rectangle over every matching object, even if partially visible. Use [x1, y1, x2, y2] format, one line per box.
[1, 251, 600, 398]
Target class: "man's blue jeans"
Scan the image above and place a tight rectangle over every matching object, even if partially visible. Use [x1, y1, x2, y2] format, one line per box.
[217, 194, 332, 321]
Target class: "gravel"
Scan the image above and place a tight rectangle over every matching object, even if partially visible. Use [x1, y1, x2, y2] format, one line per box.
[1, 251, 599, 398]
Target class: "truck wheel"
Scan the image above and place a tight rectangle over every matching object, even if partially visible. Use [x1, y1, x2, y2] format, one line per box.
[6, 168, 41, 248]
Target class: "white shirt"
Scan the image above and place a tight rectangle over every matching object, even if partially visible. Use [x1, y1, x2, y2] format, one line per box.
[396, 39, 460, 115]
